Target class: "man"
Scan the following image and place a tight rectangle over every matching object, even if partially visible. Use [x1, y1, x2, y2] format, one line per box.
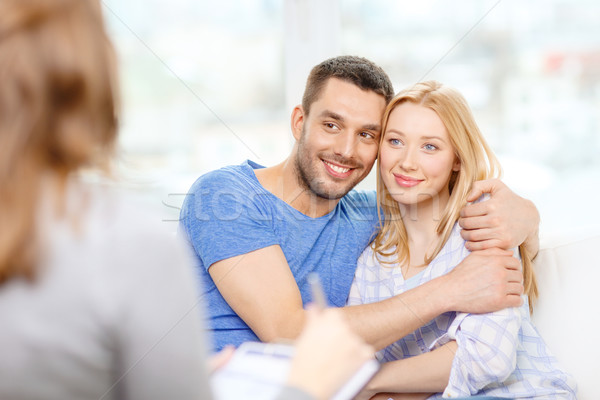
[180, 56, 538, 352]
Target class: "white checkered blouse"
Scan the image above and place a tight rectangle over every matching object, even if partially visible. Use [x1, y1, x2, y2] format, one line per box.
[347, 222, 577, 399]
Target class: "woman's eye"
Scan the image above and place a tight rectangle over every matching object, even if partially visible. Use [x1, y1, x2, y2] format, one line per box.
[424, 143, 437, 151]
[389, 138, 401, 146]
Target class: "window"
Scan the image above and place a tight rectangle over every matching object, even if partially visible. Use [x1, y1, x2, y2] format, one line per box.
[103, 0, 600, 236]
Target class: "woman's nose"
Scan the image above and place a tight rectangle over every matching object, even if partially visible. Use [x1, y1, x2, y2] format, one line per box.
[399, 147, 418, 171]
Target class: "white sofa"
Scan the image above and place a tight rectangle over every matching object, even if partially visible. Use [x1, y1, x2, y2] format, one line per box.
[531, 231, 600, 400]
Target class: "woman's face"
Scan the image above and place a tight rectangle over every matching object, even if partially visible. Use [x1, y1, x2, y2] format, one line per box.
[379, 102, 460, 209]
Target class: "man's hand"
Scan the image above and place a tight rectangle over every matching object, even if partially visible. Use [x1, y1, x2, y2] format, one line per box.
[444, 248, 524, 313]
[458, 179, 539, 253]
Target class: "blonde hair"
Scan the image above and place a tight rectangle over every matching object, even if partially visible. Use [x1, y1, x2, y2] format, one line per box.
[373, 81, 538, 311]
[0, 0, 119, 283]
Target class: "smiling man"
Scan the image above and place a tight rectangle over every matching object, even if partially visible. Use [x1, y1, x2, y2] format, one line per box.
[180, 56, 539, 352]
[291, 77, 385, 205]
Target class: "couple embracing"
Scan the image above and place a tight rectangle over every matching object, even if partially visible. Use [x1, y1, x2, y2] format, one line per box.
[180, 56, 575, 399]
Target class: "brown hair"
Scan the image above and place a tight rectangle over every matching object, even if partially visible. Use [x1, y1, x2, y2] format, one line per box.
[373, 81, 538, 311]
[0, 0, 119, 283]
[301, 55, 394, 116]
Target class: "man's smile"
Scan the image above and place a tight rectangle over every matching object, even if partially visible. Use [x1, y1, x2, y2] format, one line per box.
[322, 159, 354, 178]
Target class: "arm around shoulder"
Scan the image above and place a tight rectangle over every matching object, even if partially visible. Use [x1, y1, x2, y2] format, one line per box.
[458, 178, 540, 255]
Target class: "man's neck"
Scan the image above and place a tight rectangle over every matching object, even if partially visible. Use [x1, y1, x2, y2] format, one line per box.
[254, 158, 340, 218]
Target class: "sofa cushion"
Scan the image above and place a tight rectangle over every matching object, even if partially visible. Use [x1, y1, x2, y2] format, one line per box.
[531, 233, 600, 400]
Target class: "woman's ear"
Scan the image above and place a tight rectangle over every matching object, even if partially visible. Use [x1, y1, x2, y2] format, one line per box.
[452, 157, 461, 172]
[291, 106, 305, 141]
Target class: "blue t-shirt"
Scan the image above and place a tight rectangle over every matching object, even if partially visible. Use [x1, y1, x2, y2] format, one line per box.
[179, 160, 379, 351]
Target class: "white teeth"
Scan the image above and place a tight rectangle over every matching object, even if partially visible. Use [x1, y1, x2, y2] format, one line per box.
[325, 161, 350, 174]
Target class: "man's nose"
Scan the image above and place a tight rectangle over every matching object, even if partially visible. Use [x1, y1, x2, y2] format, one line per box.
[332, 132, 356, 159]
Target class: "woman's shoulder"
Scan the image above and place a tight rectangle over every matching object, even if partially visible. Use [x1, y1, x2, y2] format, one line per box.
[356, 241, 399, 278]
[447, 221, 467, 250]
[427, 222, 469, 275]
[43, 179, 194, 278]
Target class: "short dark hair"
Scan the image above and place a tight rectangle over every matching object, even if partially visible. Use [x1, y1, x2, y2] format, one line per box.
[301, 55, 394, 116]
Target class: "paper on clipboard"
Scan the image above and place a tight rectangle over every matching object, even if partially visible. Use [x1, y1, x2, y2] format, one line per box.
[210, 341, 379, 400]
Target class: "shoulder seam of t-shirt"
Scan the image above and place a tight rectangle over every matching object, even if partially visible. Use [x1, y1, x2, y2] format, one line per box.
[219, 160, 268, 194]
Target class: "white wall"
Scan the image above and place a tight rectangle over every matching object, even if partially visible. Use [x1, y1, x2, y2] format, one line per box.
[100, 0, 600, 234]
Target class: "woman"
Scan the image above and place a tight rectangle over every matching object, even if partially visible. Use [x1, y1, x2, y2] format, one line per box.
[0, 1, 374, 399]
[348, 81, 576, 399]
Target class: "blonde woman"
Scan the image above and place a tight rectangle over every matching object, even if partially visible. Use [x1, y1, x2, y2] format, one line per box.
[348, 81, 576, 399]
[0, 1, 375, 399]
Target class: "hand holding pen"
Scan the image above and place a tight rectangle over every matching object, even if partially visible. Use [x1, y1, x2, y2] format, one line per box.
[308, 272, 329, 310]
[285, 273, 376, 400]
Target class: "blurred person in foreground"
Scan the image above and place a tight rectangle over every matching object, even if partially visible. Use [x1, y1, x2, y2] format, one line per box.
[0, 1, 375, 399]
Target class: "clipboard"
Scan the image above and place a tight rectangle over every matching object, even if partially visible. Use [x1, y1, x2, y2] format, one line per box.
[211, 341, 380, 400]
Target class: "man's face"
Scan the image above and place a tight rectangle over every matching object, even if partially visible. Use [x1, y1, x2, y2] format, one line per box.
[293, 78, 387, 200]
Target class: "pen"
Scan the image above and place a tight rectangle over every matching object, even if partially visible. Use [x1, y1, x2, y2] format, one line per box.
[307, 272, 328, 309]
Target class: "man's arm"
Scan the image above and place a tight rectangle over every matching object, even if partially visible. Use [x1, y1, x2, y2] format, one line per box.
[210, 246, 523, 350]
[343, 248, 523, 350]
[458, 179, 540, 257]
[209, 245, 306, 341]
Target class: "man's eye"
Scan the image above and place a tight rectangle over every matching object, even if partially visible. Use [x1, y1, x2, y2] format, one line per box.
[359, 132, 374, 139]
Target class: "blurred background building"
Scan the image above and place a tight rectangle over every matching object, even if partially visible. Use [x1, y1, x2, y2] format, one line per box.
[101, 0, 600, 238]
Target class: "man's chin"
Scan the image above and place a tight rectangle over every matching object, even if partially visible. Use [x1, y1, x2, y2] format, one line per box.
[310, 182, 355, 200]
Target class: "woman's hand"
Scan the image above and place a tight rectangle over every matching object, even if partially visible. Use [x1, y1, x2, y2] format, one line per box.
[366, 393, 431, 400]
[352, 382, 377, 400]
[207, 345, 235, 374]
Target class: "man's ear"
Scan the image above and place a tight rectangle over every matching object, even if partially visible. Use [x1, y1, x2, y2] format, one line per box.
[291, 105, 305, 141]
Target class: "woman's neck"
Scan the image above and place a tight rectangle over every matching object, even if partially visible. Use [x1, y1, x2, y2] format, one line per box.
[398, 190, 450, 269]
